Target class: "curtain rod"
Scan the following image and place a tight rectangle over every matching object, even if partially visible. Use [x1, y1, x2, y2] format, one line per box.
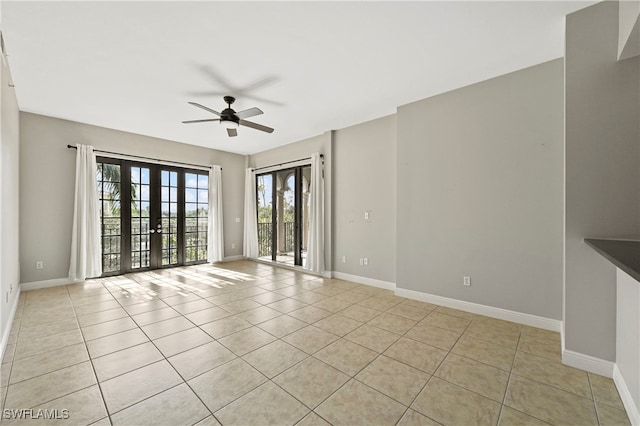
[252, 154, 324, 172]
[67, 144, 214, 170]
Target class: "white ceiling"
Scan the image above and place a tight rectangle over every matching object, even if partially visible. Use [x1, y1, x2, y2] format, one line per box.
[2, 1, 595, 155]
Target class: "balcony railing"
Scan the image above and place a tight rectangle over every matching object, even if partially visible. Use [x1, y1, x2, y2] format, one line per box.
[258, 222, 272, 257]
[257, 221, 295, 257]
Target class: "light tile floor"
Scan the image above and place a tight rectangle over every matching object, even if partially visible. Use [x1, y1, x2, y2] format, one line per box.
[0, 260, 631, 425]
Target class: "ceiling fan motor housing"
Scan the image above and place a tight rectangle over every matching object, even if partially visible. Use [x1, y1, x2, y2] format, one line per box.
[221, 107, 240, 126]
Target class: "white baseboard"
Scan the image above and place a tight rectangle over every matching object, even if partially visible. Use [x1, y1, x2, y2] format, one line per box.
[613, 364, 640, 425]
[20, 277, 71, 291]
[221, 255, 245, 262]
[1, 287, 21, 362]
[331, 271, 396, 291]
[562, 349, 615, 377]
[395, 287, 562, 332]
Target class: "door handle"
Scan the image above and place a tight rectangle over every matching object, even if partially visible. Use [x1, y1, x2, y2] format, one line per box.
[150, 224, 162, 234]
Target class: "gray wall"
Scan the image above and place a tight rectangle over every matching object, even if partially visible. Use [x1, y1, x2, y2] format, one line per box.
[19, 113, 246, 283]
[565, 0, 640, 361]
[1, 47, 21, 337]
[248, 132, 333, 273]
[332, 115, 396, 283]
[396, 59, 564, 320]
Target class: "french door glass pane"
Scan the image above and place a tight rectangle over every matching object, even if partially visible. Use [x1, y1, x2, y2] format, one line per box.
[162, 170, 179, 266]
[302, 165, 311, 264]
[276, 171, 295, 264]
[98, 163, 122, 273]
[184, 172, 208, 263]
[257, 174, 273, 258]
[131, 166, 150, 269]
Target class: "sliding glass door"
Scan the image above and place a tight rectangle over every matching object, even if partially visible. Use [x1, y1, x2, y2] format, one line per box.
[97, 157, 209, 275]
[256, 165, 311, 266]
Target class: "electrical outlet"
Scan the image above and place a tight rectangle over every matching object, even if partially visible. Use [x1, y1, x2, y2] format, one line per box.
[342, 256, 346, 263]
[464, 276, 471, 287]
[363, 258, 368, 266]
[35, 261, 44, 270]
[359, 258, 364, 266]
[231, 243, 236, 249]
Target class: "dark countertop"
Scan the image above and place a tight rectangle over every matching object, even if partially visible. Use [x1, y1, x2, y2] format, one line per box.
[584, 236, 640, 283]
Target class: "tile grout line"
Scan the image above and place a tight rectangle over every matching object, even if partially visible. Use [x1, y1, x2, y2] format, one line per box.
[257, 297, 443, 425]
[0, 293, 24, 422]
[69, 282, 114, 426]
[7, 262, 614, 426]
[103, 280, 209, 421]
[394, 307, 474, 425]
[4, 287, 105, 424]
[8, 281, 457, 424]
[588, 372, 604, 426]
[497, 325, 522, 425]
[184, 285, 393, 423]
[109, 276, 236, 424]
[95, 268, 320, 423]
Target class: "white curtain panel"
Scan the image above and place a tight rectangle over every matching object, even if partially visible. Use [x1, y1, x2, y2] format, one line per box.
[208, 165, 224, 262]
[69, 144, 102, 281]
[243, 168, 259, 258]
[304, 153, 325, 273]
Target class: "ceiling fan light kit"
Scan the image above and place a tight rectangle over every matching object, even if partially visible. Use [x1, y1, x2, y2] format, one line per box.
[182, 95, 273, 137]
[220, 118, 239, 129]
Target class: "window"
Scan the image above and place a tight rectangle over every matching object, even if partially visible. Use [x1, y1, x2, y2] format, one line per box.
[96, 159, 210, 274]
[185, 172, 209, 263]
[131, 166, 151, 269]
[97, 161, 122, 273]
[161, 170, 179, 266]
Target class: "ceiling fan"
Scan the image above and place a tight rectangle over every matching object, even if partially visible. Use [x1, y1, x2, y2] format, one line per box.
[182, 96, 274, 137]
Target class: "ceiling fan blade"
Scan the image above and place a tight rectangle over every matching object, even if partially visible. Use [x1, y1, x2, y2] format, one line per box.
[239, 94, 285, 107]
[241, 76, 280, 93]
[188, 102, 221, 116]
[182, 118, 220, 124]
[236, 107, 263, 119]
[227, 128, 238, 137]
[239, 119, 274, 134]
[186, 90, 228, 97]
[197, 65, 238, 93]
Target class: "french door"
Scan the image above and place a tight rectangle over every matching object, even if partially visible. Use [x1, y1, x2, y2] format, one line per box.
[256, 166, 311, 266]
[97, 158, 209, 275]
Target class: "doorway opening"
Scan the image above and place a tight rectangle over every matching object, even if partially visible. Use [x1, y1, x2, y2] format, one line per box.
[256, 166, 311, 267]
[97, 157, 209, 276]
